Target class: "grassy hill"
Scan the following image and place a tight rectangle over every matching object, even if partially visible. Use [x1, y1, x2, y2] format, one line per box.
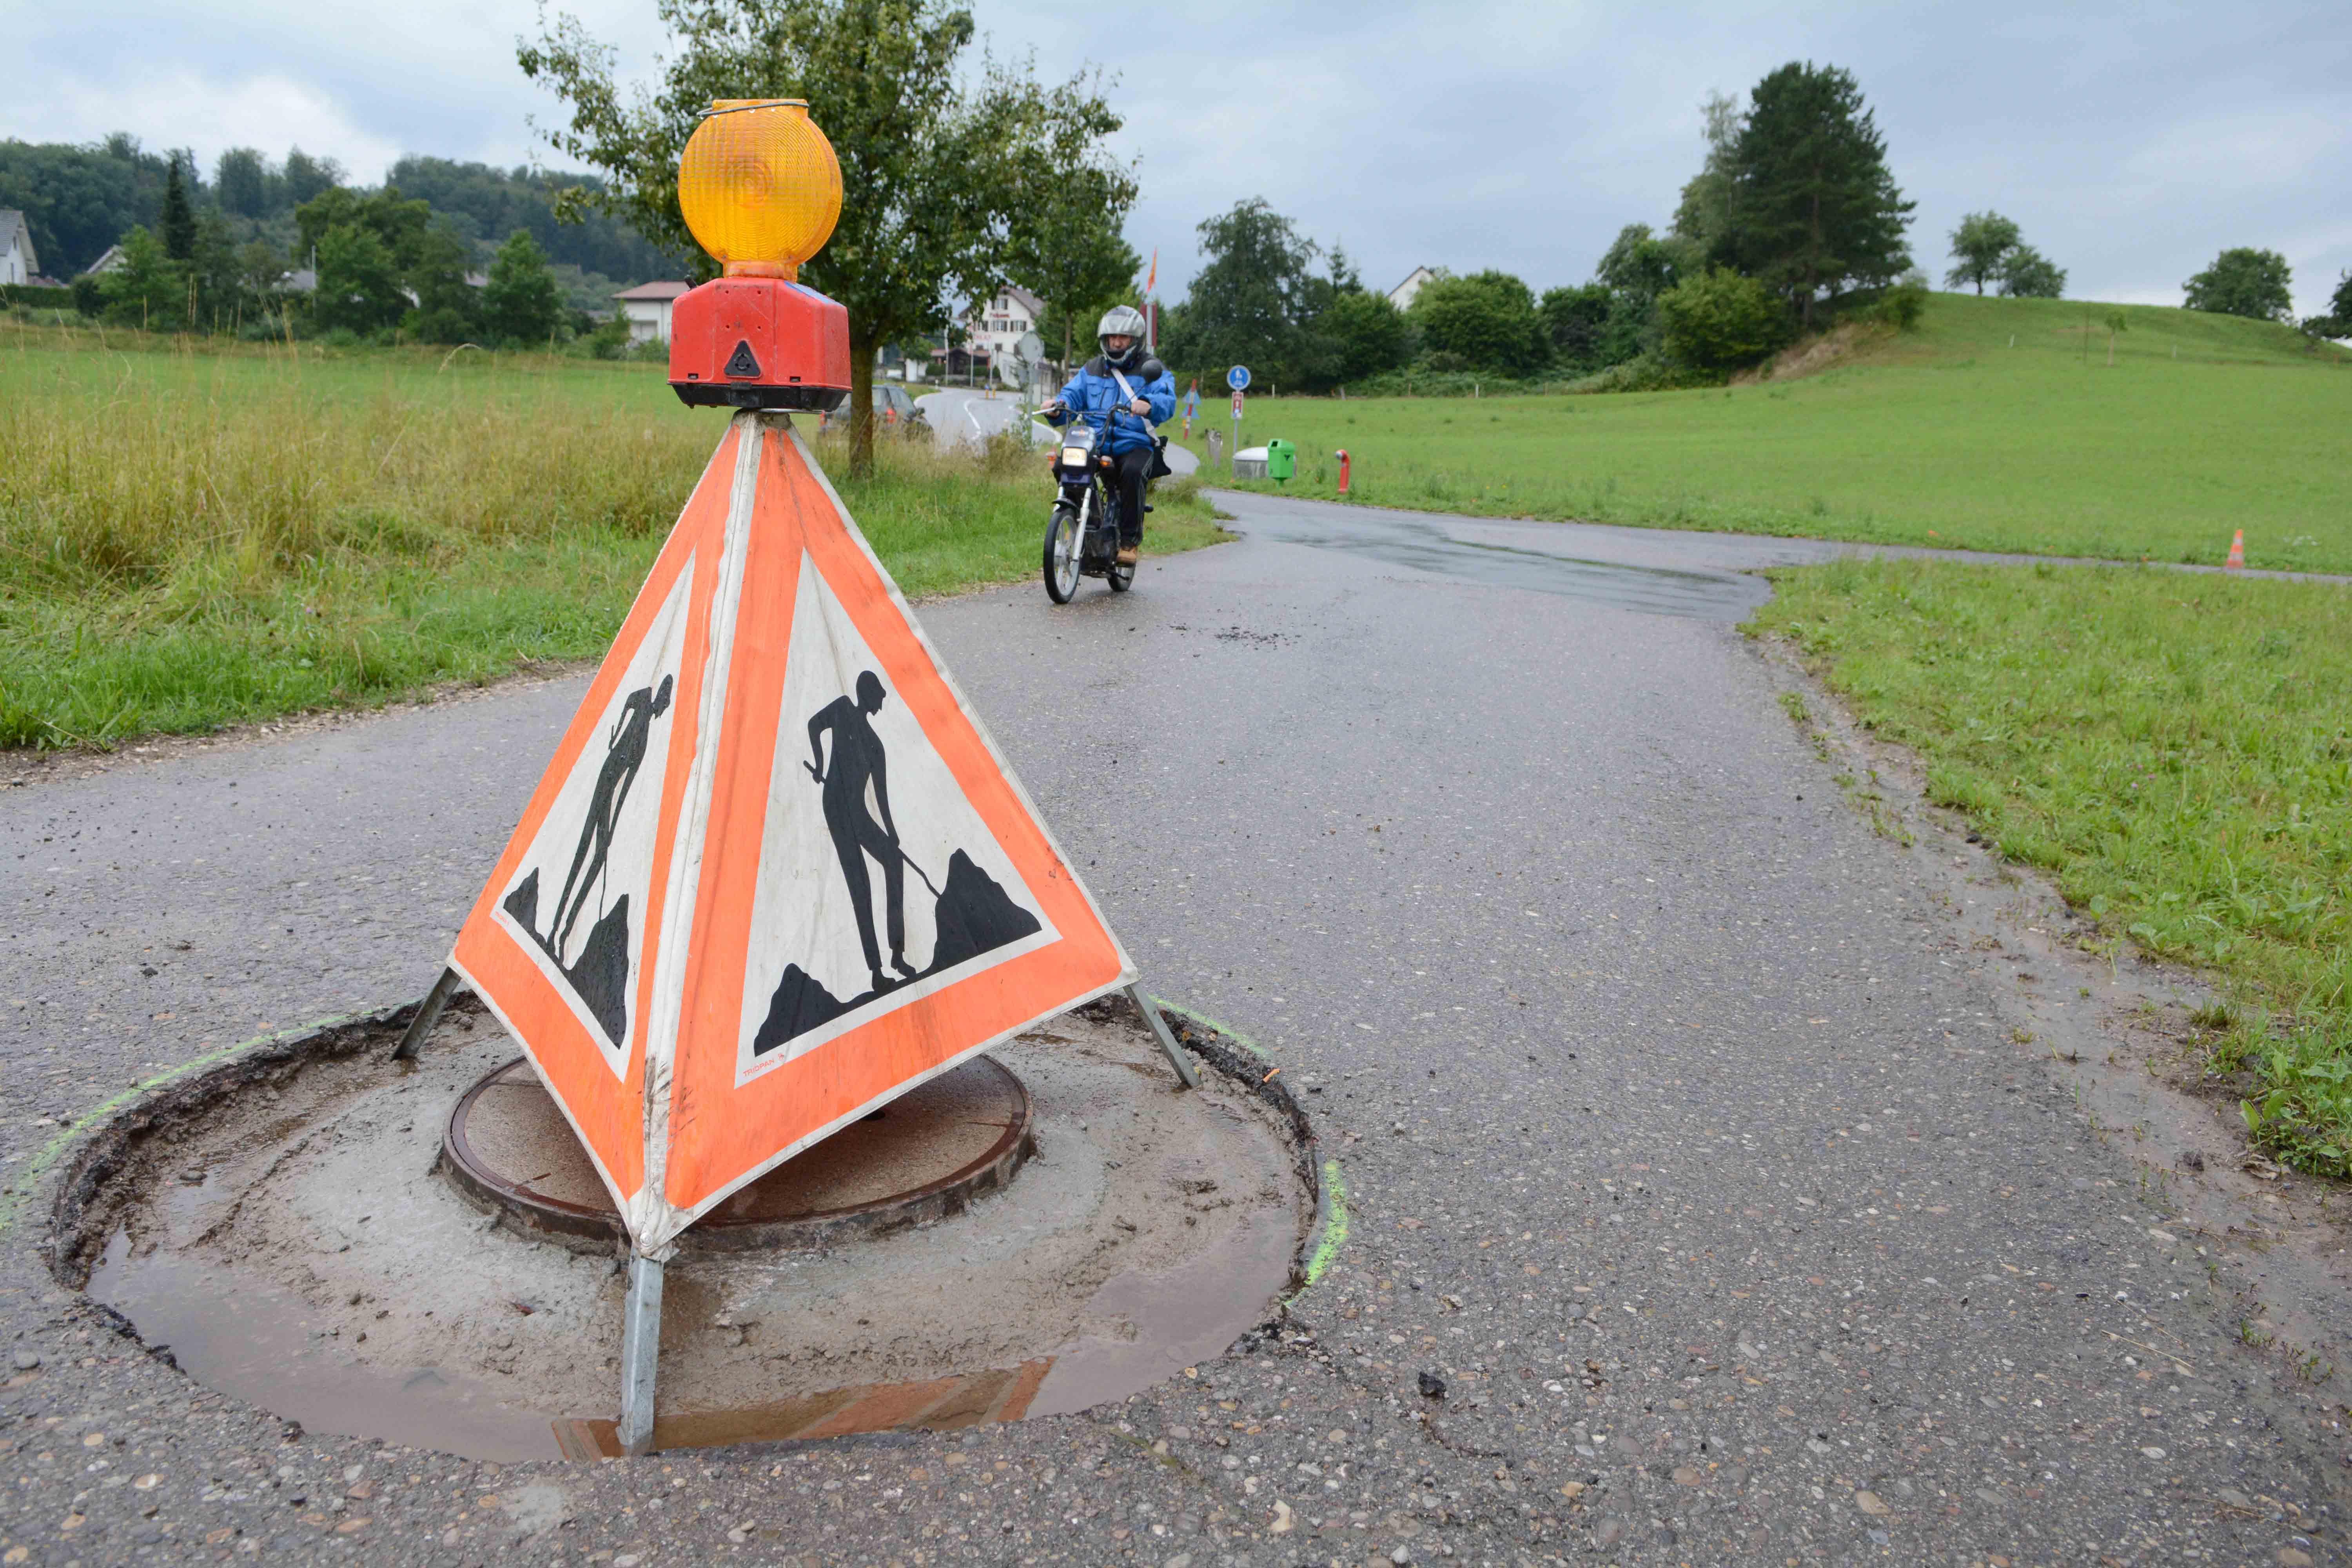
[1185, 292, 2352, 573]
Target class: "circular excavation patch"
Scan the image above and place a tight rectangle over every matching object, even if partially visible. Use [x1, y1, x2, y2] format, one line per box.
[65, 1002, 1308, 1460]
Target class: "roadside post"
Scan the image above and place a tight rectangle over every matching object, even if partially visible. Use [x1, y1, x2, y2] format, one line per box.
[1227, 364, 1249, 467]
[392, 97, 1189, 1459]
[1336, 448, 1350, 495]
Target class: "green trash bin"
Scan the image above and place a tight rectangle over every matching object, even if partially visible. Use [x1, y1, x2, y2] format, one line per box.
[1265, 438, 1297, 483]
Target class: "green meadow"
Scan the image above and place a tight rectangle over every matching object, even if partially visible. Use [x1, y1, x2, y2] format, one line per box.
[1755, 562, 2352, 1173]
[1187, 292, 2352, 572]
[0, 320, 1222, 748]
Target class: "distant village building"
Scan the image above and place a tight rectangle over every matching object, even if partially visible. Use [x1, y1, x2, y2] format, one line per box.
[2, 211, 40, 287]
[613, 280, 690, 344]
[80, 244, 128, 278]
[964, 284, 1044, 366]
[1387, 266, 1437, 310]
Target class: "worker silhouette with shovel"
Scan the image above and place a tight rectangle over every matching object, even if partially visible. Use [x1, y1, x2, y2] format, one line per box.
[806, 670, 934, 996]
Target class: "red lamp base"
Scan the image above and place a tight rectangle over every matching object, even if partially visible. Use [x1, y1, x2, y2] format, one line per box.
[668, 278, 852, 412]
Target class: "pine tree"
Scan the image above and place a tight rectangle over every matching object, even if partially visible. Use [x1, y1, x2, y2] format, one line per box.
[160, 155, 198, 263]
[1717, 63, 1915, 330]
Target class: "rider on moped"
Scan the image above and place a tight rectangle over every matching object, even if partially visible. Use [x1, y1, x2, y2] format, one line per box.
[1039, 306, 1176, 568]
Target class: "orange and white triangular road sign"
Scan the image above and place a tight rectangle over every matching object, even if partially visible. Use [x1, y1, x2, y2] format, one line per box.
[449, 412, 1135, 1255]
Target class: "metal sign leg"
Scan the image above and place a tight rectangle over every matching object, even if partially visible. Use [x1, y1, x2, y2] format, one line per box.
[1127, 985, 1199, 1090]
[391, 967, 461, 1062]
[617, 1252, 666, 1455]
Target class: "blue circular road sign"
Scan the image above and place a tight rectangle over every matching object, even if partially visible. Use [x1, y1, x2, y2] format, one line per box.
[1227, 365, 1252, 391]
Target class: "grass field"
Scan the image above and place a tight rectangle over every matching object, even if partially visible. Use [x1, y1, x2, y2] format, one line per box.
[1181, 292, 2352, 572]
[1752, 562, 2352, 1173]
[0, 320, 1223, 748]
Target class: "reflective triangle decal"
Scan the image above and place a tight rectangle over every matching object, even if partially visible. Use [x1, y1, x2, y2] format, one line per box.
[723, 339, 761, 379]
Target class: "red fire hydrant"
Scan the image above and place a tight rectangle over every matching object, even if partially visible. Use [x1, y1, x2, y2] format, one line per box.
[1336, 448, 1350, 496]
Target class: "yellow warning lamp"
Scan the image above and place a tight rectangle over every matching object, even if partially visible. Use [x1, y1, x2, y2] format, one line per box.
[677, 99, 842, 281]
[669, 99, 852, 411]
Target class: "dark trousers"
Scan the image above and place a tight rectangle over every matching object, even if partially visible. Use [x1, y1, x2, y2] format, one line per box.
[1109, 446, 1152, 546]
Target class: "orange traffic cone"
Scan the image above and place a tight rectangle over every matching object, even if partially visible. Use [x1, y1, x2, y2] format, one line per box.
[2225, 530, 2245, 571]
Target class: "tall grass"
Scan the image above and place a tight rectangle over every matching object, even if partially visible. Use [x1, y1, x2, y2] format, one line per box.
[1755, 561, 2352, 1172]
[0, 322, 1222, 747]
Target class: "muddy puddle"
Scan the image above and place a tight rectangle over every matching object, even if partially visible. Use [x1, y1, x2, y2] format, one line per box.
[78, 1007, 1308, 1460]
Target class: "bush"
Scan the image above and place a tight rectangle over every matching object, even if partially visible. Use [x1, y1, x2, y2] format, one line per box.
[1408, 271, 1550, 377]
[1656, 267, 1788, 370]
[1867, 274, 1929, 330]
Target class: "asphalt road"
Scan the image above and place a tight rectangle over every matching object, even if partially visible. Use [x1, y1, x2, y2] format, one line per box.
[3, 491, 2347, 1566]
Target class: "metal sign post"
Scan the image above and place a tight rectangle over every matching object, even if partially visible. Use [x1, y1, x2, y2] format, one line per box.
[1227, 366, 1249, 468]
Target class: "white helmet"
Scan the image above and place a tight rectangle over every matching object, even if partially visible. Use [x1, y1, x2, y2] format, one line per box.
[1096, 305, 1147, 368]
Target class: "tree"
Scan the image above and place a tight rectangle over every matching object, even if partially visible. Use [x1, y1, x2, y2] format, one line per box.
[482, 229, 564, 346]
[1587, 223, 1699, 367]
[96, 227, 184, 330]
[2183, 247, 2292, 321]
[215, 147, 269, 219]
[283, 147, 342, 207]
[1669, 91, 1743, 252]
[1716, 62, 1914, 329]
[1998, 244, 2065, 298]
[1944, 211, 2020, 295]
[1316, 288, 1413, 382]
[1409, 270, 1547, 377]
[158, 155, 197, 262]
[310, 223, 407, 336]
[1537, 283, 1613, 374]
[1157, 198, 1322, 387]
[2102, 308, 2127, 367]
[2309, 270, 2352, 340]
[520, 0, 1123, 476]
[1003, 163, 1140, 370]
[406, 224, 483, 344]
[1657, 266, 1788, 370]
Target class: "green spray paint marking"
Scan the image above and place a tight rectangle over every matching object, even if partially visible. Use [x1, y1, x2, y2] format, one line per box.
[1138, 997, 1347, 1291]
[1145, 996, 1271, 1058]
[1305, 1158, 1349, 1289]
[0, 1009, 379, 1243]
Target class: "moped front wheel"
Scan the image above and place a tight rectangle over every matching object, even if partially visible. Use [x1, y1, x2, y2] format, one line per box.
[1042, 503, 1083, 604]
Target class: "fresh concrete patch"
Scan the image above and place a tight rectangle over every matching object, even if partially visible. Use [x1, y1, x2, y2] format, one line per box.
[57, 999, 1310, 1460]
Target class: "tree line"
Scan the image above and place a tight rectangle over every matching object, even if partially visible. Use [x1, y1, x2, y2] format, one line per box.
[1, 133, 688, 347]
[1159, 63, 1931, 392]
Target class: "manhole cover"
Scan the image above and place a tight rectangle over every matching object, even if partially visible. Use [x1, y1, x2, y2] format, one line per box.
[443, 1055, 1032, 1252]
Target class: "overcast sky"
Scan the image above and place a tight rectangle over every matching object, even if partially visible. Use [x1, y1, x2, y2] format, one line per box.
[10, 2, 2349, 315]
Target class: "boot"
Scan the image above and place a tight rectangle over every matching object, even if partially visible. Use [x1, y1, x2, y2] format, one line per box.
[1116, 544, 1140, 567]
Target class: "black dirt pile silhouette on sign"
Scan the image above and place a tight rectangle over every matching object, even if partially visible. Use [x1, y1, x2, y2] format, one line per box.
[751, 850, 1039, 1057]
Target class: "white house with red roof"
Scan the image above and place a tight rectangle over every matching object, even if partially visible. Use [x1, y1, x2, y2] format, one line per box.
[613, 280, 691, 345]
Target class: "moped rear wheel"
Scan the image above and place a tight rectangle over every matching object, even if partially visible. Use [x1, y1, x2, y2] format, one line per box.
[1042, 503, 1083, 604]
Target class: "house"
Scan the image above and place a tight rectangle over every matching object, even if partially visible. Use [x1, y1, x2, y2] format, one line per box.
[613, 280, 690, 345]
[1387, 266, 1437, 310]
[80, 244, 128, 278]
[965, 284, 1045, 367]
[2, 211, 42, 286]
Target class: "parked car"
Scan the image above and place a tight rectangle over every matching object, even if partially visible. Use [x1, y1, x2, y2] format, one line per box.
[820, 383, 930, 437]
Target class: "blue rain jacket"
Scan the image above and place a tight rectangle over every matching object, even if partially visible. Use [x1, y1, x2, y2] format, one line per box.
[1046, 356, 1176, 456]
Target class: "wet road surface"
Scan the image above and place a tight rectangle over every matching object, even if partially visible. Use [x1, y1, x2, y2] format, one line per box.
[3, 495, 2348, 1565]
